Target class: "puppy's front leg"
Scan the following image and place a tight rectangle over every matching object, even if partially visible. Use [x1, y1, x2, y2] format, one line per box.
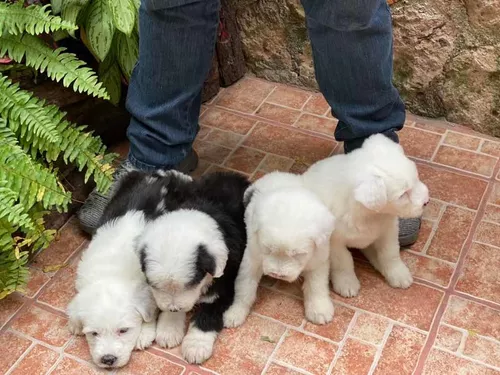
[302, 262, 334, 325]
[136, 319, 157, 350]
[182, 304, 222, 364]
[155, 311, 186, 348]
[223, 248, 262, 328]
[362, 219, 413, 289]
[330, 238, 360, 298]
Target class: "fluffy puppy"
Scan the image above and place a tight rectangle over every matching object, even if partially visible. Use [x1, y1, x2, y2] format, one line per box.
[302, 134, 430, 298]
[223, 172, 335, 328]
[67, 169, 193, 369]
[138, 171, 249, 364]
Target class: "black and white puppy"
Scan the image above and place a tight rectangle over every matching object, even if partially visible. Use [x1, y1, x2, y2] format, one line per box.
[138, 171, 249, 364]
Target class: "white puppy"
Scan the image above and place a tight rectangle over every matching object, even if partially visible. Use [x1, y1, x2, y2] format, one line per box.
[302, 134, 430, 297]
[67, 211, 157, 369]
[224, 172, 336, 328]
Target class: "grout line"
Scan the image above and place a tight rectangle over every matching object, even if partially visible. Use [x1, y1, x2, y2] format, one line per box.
[219, 122, 259, 168]
[430, 130, 446, 162]
[326, 310, 360, 375]
[471, 240, 500, 251]
[432, 347, 500, 372]
[422, 204, 447, 255]
[270, 360, 314, 375]
[252, 86, 278, 115]
[405, 249, 456, 267]
[414, 158, 492, 183]
[367, 323, 394, 375]
[449, 290, 500, 311]
[5, 342, 36, 375]
[260, 328, 289, 375]
[299, 94, 314, 112]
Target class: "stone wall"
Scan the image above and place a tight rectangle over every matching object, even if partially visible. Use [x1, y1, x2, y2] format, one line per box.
[230, 0, 500, 137]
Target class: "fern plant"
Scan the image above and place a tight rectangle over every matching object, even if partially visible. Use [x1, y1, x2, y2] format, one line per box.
[0, 1, 116, 298]
[50, 0, 140, 105]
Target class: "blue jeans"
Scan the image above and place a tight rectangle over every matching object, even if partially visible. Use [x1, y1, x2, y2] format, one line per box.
[126, 0, 406, 170]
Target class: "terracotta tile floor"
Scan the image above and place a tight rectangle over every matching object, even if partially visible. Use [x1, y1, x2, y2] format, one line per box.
[1, 77, 500, 375]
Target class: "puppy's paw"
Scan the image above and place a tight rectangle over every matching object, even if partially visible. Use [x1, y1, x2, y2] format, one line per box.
[304, 297, 334, 325]
[223, 304, 250, 328]
[332, 273, 360, 298]
[385, 262, 413, 289]
[68, 319, 83, 335]
[181, 328, 217, 364]
[136, 323, 156, 350]
[155, 324, 185, 348]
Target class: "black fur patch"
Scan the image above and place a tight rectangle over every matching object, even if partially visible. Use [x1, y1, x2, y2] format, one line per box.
[187, 244, 215, 288]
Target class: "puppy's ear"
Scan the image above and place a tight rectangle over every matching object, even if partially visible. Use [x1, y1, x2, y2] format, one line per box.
[354, 173, 387, 211]
[134, 284, 158, 323]
[313, 211, 335, 249]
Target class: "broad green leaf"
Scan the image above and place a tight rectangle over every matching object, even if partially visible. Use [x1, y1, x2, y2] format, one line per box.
[108, 0, 136, 36]
[51, 0, 63, 14]
[86, 0, 115, 61]
[99, 50, 122, 105]
[116, 30, 138, 81]
[61, 0, 90, 37]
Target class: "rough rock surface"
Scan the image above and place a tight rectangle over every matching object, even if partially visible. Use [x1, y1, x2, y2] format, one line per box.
[231, 0, 500, 136]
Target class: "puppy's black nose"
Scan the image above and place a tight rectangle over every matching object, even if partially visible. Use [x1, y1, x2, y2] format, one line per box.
[101, 355, 117, 366]
[169, 307, 179, 312]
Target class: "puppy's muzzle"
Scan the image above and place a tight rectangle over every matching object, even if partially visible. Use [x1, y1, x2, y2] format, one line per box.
[101, 354, 117, 367]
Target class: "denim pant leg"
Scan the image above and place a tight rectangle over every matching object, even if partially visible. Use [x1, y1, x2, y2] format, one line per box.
[301, 0, 405, 150]
[126, 0, 220, 171]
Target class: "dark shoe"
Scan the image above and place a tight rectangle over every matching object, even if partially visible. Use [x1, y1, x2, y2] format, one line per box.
[399, 217, 421, 247]
[77, 150, 198, 234]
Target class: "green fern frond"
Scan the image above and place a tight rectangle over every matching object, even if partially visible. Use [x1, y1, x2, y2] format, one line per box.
[0, 124, 71, 211]
[0, 1, 77, 37]
[0, 33, 109, 99]
[0, 74, 60, 145]
[0, 184, 35, 232]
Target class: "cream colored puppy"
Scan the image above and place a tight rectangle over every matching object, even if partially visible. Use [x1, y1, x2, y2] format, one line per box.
[303, 134, 430, 297]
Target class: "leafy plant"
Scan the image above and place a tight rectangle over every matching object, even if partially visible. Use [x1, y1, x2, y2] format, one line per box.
[0, 1, 116, 298]
[51, 0, 140, 104]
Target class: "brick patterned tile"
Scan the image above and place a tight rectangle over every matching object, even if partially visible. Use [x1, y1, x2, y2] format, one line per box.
[289, 161, 309, 174]
[443, 296, 500, 340]
[332, 264, 443, 331]
[255, 103, 301, 125]
[197, 126, 211, 141]
[303, 94, 330, 115]
[418, 164, 488, 210]
[200, 108, 256, 135]
[11, 305, 71, 347]
[32, 217, 87, 270]
[399, 127, 442, 160]
[190, 159, 211, 179]
[423, 349, 499, 375]
[203, 314, 285, 375]
[253, 288, 304, 327]
[331, 339, 376, 375]
[456, 243, 500, 304]
[272, 280, 302, 297]
[303, 305, 355, 342]
[463, 335, 500, 368]
[373, 326, 426, 375]
[294, 113, 337, 136]
[484, 204, 500, 224]
[433, 146, 497, 177]
[406, 219, 433, 253]
[24, 267, 50, 298]
[481, 140, 500, 157]
[475, 221, 500, 248]
[65, 336, 91, 362]
[266, 86, 311, 109]
[415, 121, 446, 134]
[350, 313, 389, 345]
[10, 344, 59, 375]
[37, 263, 77, 311]
[51, 357, 107, 374]
[401, 251, 454, 286]
[0, 331, 31, 374]
[205, 164, 247, 176]
[490, 183, 500, 205]
[251, 170, 267, 182]
[244, 123, 335, 165]
[217, 79, 275, 113]
[117, 351, 185, 375]
[265, 363, 303, 375]
[423, 200, 443, 221]
[443, 132, 481, 150]
[259, 154, 294, 173]
[275, 330, 337, 375]
[0, 293, 25, 328]
[204, 128, 243, 148]
[193, 140, 232, 164]
[426, 206, 475, 262]
[224, 147, 266, 174]
[435, 325, 463, 352]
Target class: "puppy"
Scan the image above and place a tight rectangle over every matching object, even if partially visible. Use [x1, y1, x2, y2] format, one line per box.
[302, 134, 429, 297]
[67, 169, 193, 369]
[138, 171, 249, 364]
[223, 171, 335, 328]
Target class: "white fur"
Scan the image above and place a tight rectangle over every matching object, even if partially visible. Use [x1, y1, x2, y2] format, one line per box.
[181, 324, 218, 364]
[155, 311, 187, 348]
[224, 173, 335, 327]
[302, 134, 429, 297]
[67, 211, 157, 369]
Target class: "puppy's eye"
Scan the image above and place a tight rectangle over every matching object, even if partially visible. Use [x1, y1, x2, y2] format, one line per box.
[119, 328, 129, 334]
[91, 332, 98, 337]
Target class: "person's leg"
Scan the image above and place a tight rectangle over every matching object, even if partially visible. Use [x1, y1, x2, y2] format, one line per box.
[302, 0, 420, 246]
[78, 0, 220, 233]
